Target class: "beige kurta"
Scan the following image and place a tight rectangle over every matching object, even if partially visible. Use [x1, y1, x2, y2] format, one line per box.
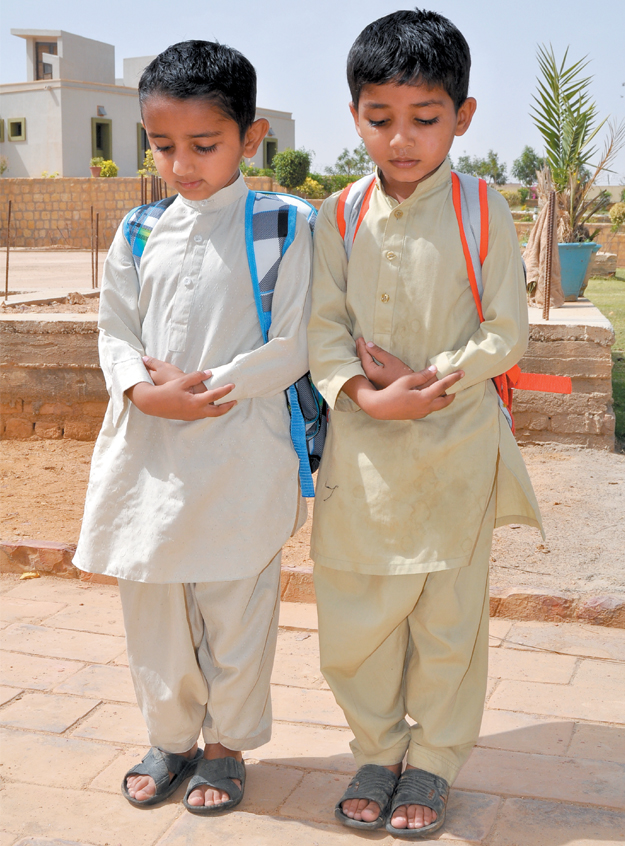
[307, 159, 542, 576]
[74, 174, 311, 583]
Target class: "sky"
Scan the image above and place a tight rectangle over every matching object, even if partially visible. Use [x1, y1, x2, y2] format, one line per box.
[2, 0, 624, 181]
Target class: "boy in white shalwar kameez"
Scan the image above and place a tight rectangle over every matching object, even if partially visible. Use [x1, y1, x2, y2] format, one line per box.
[74, 41, 312, 815]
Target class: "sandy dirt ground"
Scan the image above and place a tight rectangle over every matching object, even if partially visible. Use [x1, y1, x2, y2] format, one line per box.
[1, 439, 623, 597]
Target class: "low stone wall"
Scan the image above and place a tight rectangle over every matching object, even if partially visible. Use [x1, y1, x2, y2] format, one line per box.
[513, 304, 615, 451]
[0, 303, 616, 450]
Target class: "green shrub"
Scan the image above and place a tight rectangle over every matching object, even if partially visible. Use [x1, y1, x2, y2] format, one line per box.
[309, 172, 360, 195]
[137, 149, 158, 176]
[0, 155, 8, 176]
[272, 148, 311, 191]
[297, 177, 326, 199]
[609, 202, 625, 232]
[518, 187, 530, 203]
[100, 160, 119, 178]
[499, 189, 522, 208]
[90, 156, 104, 167]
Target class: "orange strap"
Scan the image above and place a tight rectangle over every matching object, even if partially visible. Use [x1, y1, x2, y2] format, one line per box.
[451, 172, 484, 322]
[515, 372, 572, 394]
[353, 179, 376, 242]
[336, 185, 350, 239]
[478, 177, 489, 265]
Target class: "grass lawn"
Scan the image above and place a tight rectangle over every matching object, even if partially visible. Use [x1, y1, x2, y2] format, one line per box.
[585, 268, 625, 450]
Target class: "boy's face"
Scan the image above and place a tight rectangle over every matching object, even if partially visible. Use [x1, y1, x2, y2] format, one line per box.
[350, 80, 476, 202]
[142, 95, 267, 201]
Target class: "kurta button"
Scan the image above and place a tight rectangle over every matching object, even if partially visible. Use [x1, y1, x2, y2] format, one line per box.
[184, 278, 193, 288]
[386, 251, 396, 260]
[381, 293, 390, 303]
[194, 235, 202, 243]
[394, 210, 403, 218]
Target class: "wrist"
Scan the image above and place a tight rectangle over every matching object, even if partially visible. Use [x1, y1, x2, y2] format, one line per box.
[126, 380, 154, 412]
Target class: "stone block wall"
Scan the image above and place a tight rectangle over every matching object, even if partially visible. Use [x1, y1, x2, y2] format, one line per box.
[0, 306, 616, 450]
[0, 315, 107, 440]
[512, 318, 615, 451]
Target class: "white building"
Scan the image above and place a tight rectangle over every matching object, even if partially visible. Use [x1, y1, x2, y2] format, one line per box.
[0, 29, 295, 177]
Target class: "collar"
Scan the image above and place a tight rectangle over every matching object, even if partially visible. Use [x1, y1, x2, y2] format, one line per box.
[177, 171, 249, 213]
[375, 157, 452, 209]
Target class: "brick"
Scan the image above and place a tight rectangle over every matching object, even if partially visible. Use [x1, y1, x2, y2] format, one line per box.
[273, 631, 328, 690]
[0, 400, 22, 413]
[0, 686, 20, 706]
[0, 540, 77, 578]
[0, 692, 98, 732]
[271, 684, 348, 727]
[3, 418, 34, 438]
[78, 400, 108, 417]
[70, 702, 149, 745]
[457, 747, 625, 808]
[506, 621, 625, 661]
[1, 622, 126, 663]
[257, 722, 355, 773]
[0, 596, 66, 624]
[279, 601, 318, 631]
[280, 566, 315, 602]
[488, 645, 576, 683]
[488, 798, 625, 845]
[568, 724, 625, 764]
[78, 571, 117, 585]
[488, 678, 625, 724]
[478, 709, 574, 755]
[54, 663, 135, 702]
[89, 747, 149, 792]
[34, 421, 64, 439]
[576, 595, 625, 627]
[491, 587, 578, 623]
[46, 602, 125, 637]
[39, 402, 73, 415]
[0, 782, 180, 844]
[0, 651, 84, 690]
[0, 727, 118, 787]
[63, 419, 101, 440]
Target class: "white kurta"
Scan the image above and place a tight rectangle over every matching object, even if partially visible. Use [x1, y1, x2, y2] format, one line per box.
[74, 175, 312, 583]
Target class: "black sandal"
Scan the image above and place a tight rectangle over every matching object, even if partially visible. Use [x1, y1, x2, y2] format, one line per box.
[385, 767, 449, 839]
[121, 746, 203, 807]
[183, 756, 246, 815]
[334, 764, 399, 830]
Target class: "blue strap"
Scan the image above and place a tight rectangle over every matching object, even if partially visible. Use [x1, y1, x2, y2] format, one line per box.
[288, 385, 315, 497]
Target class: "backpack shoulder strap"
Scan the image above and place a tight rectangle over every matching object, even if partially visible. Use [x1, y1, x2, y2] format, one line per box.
[244, 190, 320, 498]
[122, 195, 177, 273]
[244, 191, 316, 342]
[336, 173, 377, 259]
[450, 170, 489, 319]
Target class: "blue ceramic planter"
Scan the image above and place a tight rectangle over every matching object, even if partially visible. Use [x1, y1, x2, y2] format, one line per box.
[558, 242, 601, 301]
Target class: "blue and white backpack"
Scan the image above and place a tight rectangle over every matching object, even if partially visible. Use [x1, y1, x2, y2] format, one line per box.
[121, 190, 326, 497]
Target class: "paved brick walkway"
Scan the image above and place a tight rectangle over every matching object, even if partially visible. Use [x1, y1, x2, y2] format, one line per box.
[1, 574, 624, 845]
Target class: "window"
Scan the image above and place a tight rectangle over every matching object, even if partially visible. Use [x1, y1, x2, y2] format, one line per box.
[36, 41, 57, 81]
[8, 118, 26, 142]
[264, 138, 278, 169]
[137, 124, 149, 170]
[91, 117, 112, 160]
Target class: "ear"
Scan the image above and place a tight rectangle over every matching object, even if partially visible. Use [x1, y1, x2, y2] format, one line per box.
[242, 118, 269, 158]
[349, 102, 363, 139]
[454, 97, 477, 137]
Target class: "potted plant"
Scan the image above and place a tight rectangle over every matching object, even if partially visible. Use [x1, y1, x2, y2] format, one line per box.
[89, 156, 104, 177]
[531, 45, 625, 299]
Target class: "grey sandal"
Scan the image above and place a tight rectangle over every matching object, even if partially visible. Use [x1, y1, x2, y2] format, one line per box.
[335, 764, 399, 830]
[122, 746, 203, 807]
[183, 756, 246, 815]
[385, 767, 449, 838]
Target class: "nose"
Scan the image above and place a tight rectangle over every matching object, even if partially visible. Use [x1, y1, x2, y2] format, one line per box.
[389, 121, 415, 154]
[172, 152, 194, 177]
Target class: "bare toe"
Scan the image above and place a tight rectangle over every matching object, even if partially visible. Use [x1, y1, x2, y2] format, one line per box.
[126, 773, 156, 801]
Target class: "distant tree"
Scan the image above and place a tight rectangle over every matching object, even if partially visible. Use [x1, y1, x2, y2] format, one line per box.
[511, 146, 545, 186]
[456, 150, 507, 185]
[326, 142, 373, 177]
[272, 148, 311, 190]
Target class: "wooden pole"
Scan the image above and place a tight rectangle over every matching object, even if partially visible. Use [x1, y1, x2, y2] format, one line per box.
[4, 200, 11, 300]
[95, 212, 100, 289]
[543, 190, 556, 321]
[90, 205, 95, 289]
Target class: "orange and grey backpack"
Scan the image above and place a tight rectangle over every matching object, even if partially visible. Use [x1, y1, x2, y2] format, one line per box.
[336, 171, 572, 430]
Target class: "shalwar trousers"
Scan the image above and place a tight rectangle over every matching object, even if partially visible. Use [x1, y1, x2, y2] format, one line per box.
[313, 493, 495, 785]
[118, 552, 281, 754]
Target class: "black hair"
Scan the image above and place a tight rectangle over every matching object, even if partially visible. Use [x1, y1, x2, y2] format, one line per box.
[347, 9, 471, 111]
[139, 40, 257, 138]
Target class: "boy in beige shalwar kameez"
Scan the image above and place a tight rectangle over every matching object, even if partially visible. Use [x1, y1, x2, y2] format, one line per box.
[307, 11, 542, 839]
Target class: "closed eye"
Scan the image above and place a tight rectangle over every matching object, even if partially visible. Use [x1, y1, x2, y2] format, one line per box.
[417, 117, 439, 125]
[196, 144, 218, 154]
